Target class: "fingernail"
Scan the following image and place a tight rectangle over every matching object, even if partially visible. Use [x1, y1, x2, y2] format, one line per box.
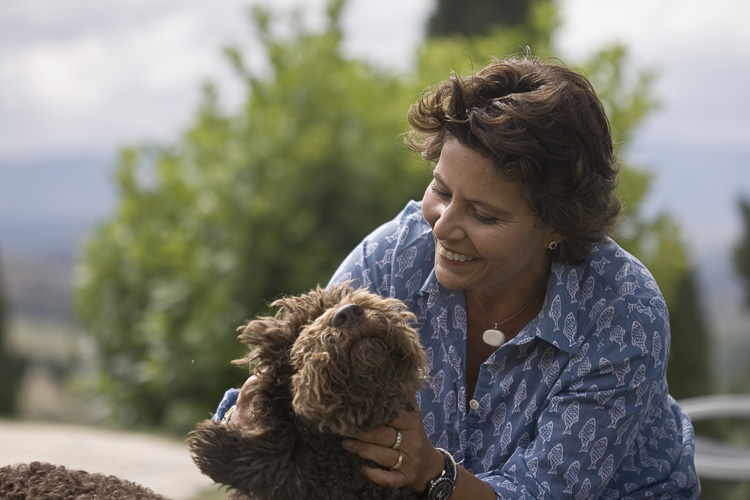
[342, 439, 353, 450]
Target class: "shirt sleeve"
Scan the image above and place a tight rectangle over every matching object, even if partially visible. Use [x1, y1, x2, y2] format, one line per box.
[328, 200, 428, 298]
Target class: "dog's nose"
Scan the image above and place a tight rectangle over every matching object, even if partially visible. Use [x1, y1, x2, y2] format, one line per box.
[331, 304, 365, 328]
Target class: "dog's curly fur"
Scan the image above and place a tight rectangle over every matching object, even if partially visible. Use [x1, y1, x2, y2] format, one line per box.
[0, 461, 170, 500]
[188, 284, 429, 500]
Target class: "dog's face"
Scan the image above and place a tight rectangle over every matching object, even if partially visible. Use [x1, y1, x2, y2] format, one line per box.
[288, 287, 427, 436]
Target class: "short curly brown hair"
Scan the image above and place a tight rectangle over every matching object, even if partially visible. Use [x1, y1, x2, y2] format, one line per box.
[405, 55, 622, 265]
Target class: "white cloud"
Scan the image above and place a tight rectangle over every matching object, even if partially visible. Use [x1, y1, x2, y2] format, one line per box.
[0, 1, 253, 159]
[556, 0, 750, 150]
[341, 0, 432, 71]
[558, 0, 750, 60]
[0, 0, 354, 160]
[1, 0, 748, 160]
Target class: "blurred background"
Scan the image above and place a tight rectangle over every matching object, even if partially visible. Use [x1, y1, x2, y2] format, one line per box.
[1, 0, 749, 498]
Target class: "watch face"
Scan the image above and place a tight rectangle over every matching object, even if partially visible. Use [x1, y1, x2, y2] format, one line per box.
[428, 478, 454, 500]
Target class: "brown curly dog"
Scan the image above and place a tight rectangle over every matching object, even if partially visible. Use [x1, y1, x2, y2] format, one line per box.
[188, 284, 429, 500]
[0, 461, 170, 499]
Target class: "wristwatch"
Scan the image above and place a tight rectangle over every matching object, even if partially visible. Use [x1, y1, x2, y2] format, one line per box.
[422, 448, 457, 500]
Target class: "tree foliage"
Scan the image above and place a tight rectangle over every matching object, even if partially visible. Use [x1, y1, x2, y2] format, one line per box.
[664, 269, 710, 400]
[0, 253, 24, 416]
[75, 1, 428, 432]
[76, 0, 704, 431]
[734, 198, 750, 306]
[427, 0, 543, 37]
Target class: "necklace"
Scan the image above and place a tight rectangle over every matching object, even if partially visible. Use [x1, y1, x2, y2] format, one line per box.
[473, 287, 545, 347]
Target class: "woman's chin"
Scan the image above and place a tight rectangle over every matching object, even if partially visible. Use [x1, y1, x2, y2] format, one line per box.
[435, 263, 479, 291]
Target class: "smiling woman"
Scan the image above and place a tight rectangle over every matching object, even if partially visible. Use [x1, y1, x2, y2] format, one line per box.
[321, 55, 701, 499]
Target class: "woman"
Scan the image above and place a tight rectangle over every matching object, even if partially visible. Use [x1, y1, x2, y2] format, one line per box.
[216, 56, 700, 499]
[329, 55, 699, 499]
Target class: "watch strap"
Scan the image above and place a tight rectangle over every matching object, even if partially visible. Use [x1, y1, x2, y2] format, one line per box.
[422, 448, 457, 500]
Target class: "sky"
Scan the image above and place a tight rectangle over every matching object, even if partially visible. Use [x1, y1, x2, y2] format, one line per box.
[1, 0, 749, 319]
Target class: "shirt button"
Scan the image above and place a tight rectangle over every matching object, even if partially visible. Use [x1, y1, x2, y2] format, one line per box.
[469, 399, 480, 410]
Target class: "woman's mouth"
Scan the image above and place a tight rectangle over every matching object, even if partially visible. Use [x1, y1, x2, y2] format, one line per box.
[437, 243, 477, 262]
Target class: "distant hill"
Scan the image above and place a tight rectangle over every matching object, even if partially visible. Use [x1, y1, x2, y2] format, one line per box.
[1, 153, 115, 324]
[0, 153, 115, 259]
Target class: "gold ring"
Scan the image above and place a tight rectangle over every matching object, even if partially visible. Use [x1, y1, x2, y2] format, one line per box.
[390, 452, 403, 471]
[391, 430, 403, 450]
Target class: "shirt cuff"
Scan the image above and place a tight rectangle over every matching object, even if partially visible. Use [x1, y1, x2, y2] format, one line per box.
[210, 388, 240, 422]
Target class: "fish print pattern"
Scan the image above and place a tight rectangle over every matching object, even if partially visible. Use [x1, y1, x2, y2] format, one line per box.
[330, 201, 700, 499]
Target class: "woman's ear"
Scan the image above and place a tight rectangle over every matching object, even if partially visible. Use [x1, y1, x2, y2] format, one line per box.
[544, 228, 565, 250]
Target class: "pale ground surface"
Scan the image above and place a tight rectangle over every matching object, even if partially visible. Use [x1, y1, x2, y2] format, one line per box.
[0, 419, 217, 499]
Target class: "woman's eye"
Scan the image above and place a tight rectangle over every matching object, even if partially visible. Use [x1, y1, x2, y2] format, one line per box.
[474, 211, 499, 224]
[431, 184, 449, 198]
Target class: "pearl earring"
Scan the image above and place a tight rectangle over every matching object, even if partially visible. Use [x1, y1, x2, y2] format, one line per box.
[548, 241, 558, 250]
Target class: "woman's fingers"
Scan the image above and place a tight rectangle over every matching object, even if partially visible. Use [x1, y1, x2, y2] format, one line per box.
[341, 401, 430, 489]
[342, 437, 410, 489]
[359, 461, 408, 489]
[352, 424, 403, 449]
[227, 375, 259, 426]
[342, 434, 404, 468]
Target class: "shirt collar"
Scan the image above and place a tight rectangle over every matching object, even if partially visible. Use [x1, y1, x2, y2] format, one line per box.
[525, 260, 586, 355]
[419, 253, 584, 356]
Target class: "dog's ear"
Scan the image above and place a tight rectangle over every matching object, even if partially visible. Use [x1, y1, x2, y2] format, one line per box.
[234, 315, 296, 366]
[234, 285, 347, 369]
[188, 420, 308, 500]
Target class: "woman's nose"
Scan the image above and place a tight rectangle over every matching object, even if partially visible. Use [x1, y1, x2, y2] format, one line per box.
[432, 203, 465, 241]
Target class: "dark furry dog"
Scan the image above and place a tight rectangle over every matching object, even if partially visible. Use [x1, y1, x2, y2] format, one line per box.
[0, 461, 169, 500]
[188, 285, 428, 500]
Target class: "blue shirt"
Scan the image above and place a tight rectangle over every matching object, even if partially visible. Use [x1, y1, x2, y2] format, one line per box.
[328, 200, 700, 500]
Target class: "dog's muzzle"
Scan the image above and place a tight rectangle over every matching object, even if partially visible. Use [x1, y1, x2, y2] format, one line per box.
[331, 303, 365, 328]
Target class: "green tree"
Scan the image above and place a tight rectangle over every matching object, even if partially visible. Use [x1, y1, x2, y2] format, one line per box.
[427, 0, 541, 36]
[0, 252, 24, 416]
[76, 0, 703, 431]
[75, 0, 428, 432]
[734, 197, 750, 306]
[665, 269, 711, 400]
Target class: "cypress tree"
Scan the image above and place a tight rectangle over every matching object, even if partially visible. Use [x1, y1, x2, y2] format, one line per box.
[733, 198, 750, 306]
[428, 0, 534, 36]
[0, 253, 23, 416]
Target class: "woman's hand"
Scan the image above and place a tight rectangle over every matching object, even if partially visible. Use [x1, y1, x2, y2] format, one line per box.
[341, 394, 444, 493]
[225, 374, 260, 427]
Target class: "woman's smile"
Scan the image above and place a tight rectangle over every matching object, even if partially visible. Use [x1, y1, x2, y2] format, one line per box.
[437, 242, 478, 263]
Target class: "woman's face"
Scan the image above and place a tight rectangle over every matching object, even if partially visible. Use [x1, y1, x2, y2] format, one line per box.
[421, 137, 560, 296]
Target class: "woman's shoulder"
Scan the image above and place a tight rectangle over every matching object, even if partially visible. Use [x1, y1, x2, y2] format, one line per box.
[580, 238, 664, 301]
[358, 200, 432, 251]
[329, 201, 434, 293]
[541, 238, 671, 370]
[546, 238, 669, 342]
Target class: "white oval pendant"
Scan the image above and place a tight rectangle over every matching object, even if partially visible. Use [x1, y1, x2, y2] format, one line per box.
[482, 328, 505, 347]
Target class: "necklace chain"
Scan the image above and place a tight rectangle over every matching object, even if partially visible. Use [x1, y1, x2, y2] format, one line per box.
[473, 287, 545, 329]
